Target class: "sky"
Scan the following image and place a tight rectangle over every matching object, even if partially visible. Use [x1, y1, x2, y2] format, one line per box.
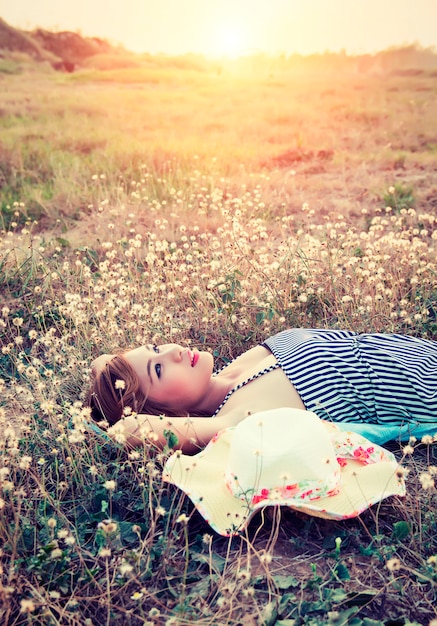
[2, 0, 437, 57]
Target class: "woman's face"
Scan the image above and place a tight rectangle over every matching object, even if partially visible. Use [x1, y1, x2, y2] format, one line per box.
[122, 344, 215, 413]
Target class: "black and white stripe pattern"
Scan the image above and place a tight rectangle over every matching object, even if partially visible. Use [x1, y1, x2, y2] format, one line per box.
[263, 329, 437, 426]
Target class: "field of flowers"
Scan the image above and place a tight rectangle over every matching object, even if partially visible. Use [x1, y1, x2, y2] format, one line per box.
[1, 53, 437, 625]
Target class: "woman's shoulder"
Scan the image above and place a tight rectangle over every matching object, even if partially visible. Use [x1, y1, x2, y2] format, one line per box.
[215, 344, 272, 378]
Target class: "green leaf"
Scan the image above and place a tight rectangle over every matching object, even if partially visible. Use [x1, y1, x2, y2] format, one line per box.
[261, 601, 277, 626]
[392, 520, 411, 541]
[55, 237, 70, 248]
[334, 562, 350, 580]
[94, 529, 106, 549]
[118, 521, 140, 545]
[330, 588, 348, 603]
[187, 576, 212, 596]
[164, 429, 179, 449]
[272, 574, 300, 589]
[191, 552, 226, 574]
[327, 607, 360, 624]
[278, 593, 297, 613]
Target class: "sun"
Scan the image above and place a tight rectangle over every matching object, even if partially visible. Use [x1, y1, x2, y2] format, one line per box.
[209, 23, 250, 58]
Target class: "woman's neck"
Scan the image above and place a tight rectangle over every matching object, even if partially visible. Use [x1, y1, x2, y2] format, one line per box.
[193, 372, 239, 416]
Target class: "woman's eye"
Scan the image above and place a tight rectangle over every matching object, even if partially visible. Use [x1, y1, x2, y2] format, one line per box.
[155, 363, 162, 378]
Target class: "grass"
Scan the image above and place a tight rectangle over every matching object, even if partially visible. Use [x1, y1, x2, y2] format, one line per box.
[1, 49, 437, 230]
[0, 50, 437, 625]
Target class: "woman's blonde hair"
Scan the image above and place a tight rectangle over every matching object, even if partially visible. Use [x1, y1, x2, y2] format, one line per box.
[87, 354, 187, 425]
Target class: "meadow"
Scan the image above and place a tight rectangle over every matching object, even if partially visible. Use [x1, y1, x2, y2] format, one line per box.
[1, 49, 437, 625]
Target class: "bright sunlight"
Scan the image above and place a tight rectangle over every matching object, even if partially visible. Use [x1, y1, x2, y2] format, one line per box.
[209, 23, 251, 58]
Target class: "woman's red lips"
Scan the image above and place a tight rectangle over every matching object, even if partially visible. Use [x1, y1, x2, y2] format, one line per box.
[191, 352, 199, 367]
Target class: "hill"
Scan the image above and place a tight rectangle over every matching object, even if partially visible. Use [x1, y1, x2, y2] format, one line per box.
[0, 16, 118, 71]
[0, 16, 56, 62]
[32, 28, 114, 70]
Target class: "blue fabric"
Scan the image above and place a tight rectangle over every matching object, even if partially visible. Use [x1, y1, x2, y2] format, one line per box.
[336, 420, 437, 444]
[85, 420, 119, 445]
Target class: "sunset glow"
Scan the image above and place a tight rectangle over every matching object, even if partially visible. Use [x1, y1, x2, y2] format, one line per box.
[209, 23, 251, 58]
[1, 0, 436, 57]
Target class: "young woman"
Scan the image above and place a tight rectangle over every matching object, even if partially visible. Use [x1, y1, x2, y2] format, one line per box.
[88, 328, 437, 452]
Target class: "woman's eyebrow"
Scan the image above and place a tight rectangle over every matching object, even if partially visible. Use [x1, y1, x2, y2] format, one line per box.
[146, 345, 154, 384]
[146, 359, 152, 383]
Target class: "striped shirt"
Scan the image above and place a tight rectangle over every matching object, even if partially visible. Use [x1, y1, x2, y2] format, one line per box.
[263, 329, 437, 427]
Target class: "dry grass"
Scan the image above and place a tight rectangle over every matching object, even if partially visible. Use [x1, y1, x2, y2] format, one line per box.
[1, 49, 437, 230]
[0, 50, 436, 625]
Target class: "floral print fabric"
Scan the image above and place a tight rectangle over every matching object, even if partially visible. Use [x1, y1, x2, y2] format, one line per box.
[222, 424, 397, 507]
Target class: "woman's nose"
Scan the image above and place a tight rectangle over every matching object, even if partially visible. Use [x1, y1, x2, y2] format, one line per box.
[163, 345, 183, 361]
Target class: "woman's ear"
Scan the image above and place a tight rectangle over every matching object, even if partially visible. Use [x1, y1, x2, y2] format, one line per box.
[91, 354, 114, 376]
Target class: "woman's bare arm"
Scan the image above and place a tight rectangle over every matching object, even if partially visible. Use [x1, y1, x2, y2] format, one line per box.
[109, 410, 247, 453]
